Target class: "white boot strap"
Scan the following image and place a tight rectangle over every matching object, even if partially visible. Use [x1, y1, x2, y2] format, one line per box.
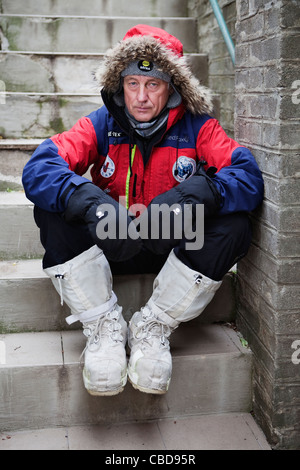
[66, 292, 117, 325]
[145, 299, 178, 329]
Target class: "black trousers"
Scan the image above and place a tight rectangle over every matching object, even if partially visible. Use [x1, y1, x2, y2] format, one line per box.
[34, 206, 252, 281]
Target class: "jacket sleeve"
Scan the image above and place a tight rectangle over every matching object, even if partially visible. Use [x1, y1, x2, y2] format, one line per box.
[197, 118, 264, 214]
[22, 112, 103, 213]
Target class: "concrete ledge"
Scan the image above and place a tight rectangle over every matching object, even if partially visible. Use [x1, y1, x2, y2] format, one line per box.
[0, 324, 252, 432]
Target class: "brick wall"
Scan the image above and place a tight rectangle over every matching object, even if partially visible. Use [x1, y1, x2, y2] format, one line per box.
[234, 0, 300, 450]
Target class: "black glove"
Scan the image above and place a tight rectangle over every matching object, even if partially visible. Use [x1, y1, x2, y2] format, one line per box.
[136, 163, 222, 255]
[154, 162, 222, 217]
[64, 183, 142, 262]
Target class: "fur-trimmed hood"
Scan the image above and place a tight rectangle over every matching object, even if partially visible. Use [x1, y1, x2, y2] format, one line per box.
[95, 24, 213, 115]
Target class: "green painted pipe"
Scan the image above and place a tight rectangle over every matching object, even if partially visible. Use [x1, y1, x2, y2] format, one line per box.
[209, 0, 235, 64]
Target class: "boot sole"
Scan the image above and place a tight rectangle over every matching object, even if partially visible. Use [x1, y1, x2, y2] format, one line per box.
[128, 376, 167, 395]
[86, 386, 125, 396]
[83, 370, 127, 396]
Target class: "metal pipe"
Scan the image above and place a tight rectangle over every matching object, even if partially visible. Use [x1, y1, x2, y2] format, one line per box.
[209, 0, 235, 65]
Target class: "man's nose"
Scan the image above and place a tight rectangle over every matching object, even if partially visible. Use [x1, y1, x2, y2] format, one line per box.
[137, 85, 148, 101]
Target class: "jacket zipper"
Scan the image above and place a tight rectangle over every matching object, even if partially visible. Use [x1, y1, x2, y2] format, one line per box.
[125, 144, 136, 209]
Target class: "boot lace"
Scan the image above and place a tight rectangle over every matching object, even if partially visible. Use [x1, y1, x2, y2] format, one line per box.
[80, 310, 124, 360]
[133, 306, 171, 349]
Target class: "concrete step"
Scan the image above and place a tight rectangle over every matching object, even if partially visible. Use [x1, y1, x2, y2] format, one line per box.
[0, 92, 102, 139]
[0, 191, 43, 259]
[0, 258, 236, 333]
[0, 140, 42, 191]
[0, 15, 197, 54]
[0, 92, 220, 139]
[0, 324, 252, 432]
[0, 49, 212, 139]
[1, 0, 190, 18]
[0, 51, 209, 93]
[0, 413, 271, 450]
[0, 91, 220, 140]
[0, 85, 220, 176]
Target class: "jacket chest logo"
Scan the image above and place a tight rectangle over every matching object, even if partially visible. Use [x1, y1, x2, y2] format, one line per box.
[100, 155, 115, 178]
[173, 156, 196, 182]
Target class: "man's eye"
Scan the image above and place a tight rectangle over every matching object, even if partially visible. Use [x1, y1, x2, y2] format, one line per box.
[148, 82, 159, 89]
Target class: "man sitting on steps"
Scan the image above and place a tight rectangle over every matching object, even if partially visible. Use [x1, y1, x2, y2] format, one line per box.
[22, 24, 264, 396]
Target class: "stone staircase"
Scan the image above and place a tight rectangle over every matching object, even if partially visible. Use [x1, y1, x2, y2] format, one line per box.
[0, 0, 269, 449]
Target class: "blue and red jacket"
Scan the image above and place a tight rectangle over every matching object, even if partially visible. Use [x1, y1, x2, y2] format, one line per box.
[22, 102, 264, 215]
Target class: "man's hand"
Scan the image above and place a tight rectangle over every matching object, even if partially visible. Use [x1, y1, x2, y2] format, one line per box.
[136, 163, 222, 255]
[64, 183, 142, 261]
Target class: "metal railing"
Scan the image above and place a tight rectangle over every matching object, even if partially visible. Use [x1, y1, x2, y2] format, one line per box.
[209, 0, 235, 65]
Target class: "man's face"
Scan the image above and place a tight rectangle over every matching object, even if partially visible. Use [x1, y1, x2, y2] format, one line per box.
[123, 75, 171, 122]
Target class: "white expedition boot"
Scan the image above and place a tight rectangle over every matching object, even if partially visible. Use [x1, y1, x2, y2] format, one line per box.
[44, 245, 127, 396]
[128, 249, 222, 394]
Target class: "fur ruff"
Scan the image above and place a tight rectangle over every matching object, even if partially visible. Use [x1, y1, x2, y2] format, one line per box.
[95, 35, 213, 115]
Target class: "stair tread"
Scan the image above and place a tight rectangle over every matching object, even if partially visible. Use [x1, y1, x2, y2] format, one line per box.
[0, 412, 271, 450]
[0, 138, 44, 149]
[0, 324, 249, 368]
[0, 324, 253, 431]
[1, 0, 189, 19]
[0, 16, 197, 55]
[0, 258, 236, 333]
[0, 258, 45, 279]
[3, 91, 100, 96]
[1, 50, 208, 57]
[0, 191, 31, 205]
[0, 13, 193, 19]
[0, 52, 209, 97]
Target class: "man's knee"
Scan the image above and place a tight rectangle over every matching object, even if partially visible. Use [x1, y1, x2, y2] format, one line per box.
[174, 212, 252, 280]
[220, 212, 252, 246]
[33, 205, 94, 268]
